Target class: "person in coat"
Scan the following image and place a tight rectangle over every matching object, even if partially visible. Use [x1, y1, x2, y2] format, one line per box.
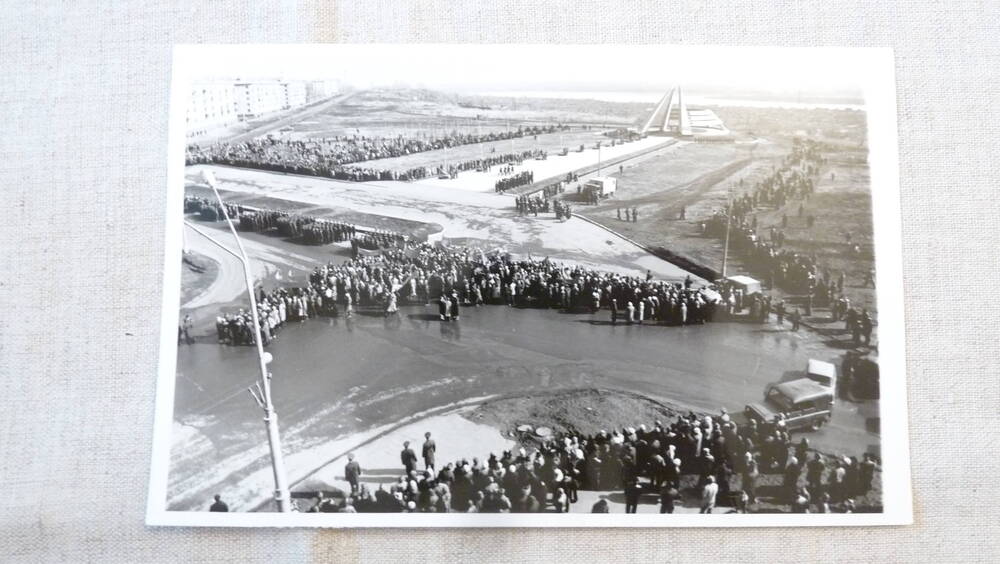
[422, 432, 437, 473]
[401, 441, 418, 475]
[344, 453, 362, 495]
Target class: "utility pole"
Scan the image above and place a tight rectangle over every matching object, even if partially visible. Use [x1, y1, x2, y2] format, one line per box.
[192, 171, 292, 512]
[721, 182, 733, 279]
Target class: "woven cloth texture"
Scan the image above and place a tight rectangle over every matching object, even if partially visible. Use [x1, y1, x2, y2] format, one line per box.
[1, 1, 999, 562]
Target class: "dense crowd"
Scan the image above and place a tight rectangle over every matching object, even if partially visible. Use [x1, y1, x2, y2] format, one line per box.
[215, 240, 731, 347]
[298, 410, 878, 514]
[188, 125, 561, 169]
[236, 208, 358, 245]
[186, 125, 564, 183]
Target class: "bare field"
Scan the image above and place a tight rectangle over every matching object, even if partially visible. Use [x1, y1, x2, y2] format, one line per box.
[578, 106, 877, 318]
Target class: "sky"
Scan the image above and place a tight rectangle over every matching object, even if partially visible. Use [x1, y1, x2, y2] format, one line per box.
[179, 45, 883, 101]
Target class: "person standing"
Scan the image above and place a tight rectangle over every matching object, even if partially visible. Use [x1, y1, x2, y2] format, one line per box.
[610, 298, 618, 325]
[401, 441, 418, 475]
[626, 301, 636, 324]
[438, 294, 450, 321]
[624, 479, 642, 514]
[659, 484, 677, 514]
[385, 291, 398, 317]
[700, 475, 719, 514]
[449, 291, 461, 321]
[859, 454, 877, 496]
[422, 432, 437, 473]
[632, 207, 638, 222]
[209, 494, 228, 512]
[344, 453, 362, 496]
[181, 314, 194, 344]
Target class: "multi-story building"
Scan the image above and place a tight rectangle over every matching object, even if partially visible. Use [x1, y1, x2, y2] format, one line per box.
[282, 81, 307, 109]
[233, 80, 285, 120]
[186, 78, 323, 138]
[306, 80, 339, 102]
[186, 82, 238, 138]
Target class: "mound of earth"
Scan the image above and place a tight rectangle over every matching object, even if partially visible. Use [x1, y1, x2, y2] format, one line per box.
[464, 388, 694, 443]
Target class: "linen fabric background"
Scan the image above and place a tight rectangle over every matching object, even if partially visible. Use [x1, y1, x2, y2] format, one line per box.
[2, 1, 998, 562]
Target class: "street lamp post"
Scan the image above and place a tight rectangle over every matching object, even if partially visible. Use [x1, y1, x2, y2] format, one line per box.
[184, 174, 292, 513]
[722, 182, 733, 279]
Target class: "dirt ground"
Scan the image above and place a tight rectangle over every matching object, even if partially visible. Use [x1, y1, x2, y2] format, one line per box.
[180, 251, 220, 306]
[577, 107, 879, 323]
[468, 388, 688, 440]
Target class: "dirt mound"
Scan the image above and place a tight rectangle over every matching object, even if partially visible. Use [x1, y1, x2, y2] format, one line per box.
[465, 388, 694, 443]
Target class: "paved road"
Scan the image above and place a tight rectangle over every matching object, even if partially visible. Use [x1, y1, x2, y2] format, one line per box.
[184, 165, 701, 282]
[168, 302, 878, 511]
[223, 91, 358, 145]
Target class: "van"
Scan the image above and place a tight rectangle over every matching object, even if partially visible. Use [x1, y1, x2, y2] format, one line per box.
[745, 379, 834, 432]
[584, 177, 617, 198]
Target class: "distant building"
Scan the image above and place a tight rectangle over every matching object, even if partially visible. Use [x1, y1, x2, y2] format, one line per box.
[306, 80, 339, 102]
[187, 78, 325, 139]
[234, 80, 284, 120]
[186, 82, 238, 138]
[640, 86, 730, 138]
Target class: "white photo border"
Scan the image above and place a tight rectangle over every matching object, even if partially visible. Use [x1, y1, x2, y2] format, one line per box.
[147, 44, 912, 528]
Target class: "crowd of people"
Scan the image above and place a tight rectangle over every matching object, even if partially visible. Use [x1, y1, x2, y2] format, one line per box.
[495, 170, 534, 192]
[188, 125, 561, 170]
[185, 125, 565, 183]
[213, 238, 735, 347]
[702, 144, 840, 291]
[697, 142, 878, 342]
[236, 208, 359, 246]
[515, 193, 551, 216]
[292, 410, 878, 514]
[186, 196, 412, 254]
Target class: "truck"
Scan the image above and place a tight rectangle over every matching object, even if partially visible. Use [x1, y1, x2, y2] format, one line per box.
[584, 176, 617, 198]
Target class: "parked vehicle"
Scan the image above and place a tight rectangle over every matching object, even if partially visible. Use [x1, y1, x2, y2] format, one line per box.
[806, 358, 837, 390]
[745, 379, 834, 432]
[583, 177, 617, 198]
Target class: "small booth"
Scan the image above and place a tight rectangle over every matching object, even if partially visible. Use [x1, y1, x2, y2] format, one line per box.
[725, 275, 762, 296]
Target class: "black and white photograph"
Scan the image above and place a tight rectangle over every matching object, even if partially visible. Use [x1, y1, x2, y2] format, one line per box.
[148, 44, 910, 527]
